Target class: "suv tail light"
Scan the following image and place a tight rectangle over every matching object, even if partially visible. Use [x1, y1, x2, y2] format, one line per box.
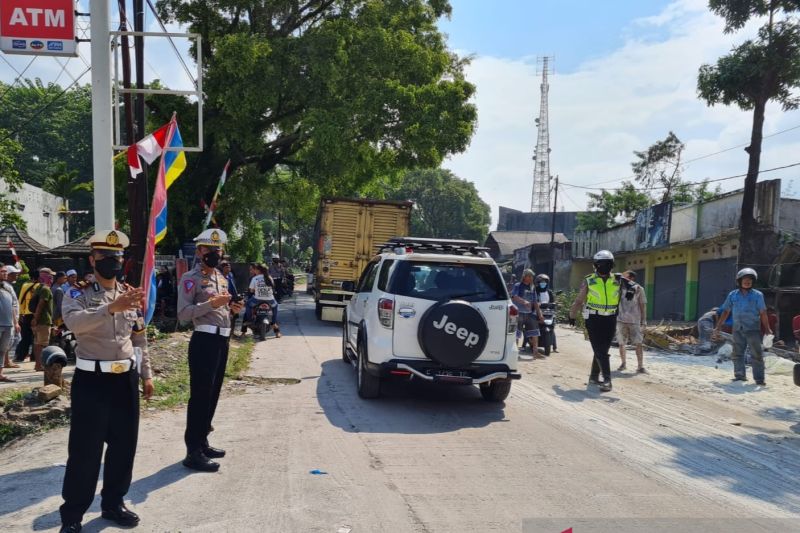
[507, 304, 518, 334]
[378, 298, 394, 328]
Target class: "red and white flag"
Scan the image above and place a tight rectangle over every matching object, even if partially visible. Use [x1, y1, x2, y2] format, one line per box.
[6, 238, 19, 268]
[127, 123, 170, 179]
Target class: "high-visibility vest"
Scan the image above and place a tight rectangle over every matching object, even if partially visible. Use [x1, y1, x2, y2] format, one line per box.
[585, 274, 620, 314]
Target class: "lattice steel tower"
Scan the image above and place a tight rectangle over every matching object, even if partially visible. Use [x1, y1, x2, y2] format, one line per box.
[531, 56, 553, 213]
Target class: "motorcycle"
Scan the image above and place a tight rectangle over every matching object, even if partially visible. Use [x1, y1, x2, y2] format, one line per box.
[51, 325, 78, 363]
[247, 301, 274, 341]
[538, 302, 556, 356]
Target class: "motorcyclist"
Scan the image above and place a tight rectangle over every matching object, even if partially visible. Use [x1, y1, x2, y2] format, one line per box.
[246, 263, 281, 338]
[535, 274, 557, 353]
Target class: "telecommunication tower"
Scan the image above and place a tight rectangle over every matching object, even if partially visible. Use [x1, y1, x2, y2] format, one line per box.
[531, 56, 553, 213]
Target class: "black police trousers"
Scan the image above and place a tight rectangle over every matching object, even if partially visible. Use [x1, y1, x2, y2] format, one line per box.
[14, 314, 33, 361]
[185, 331, 229, 454]
[60, 367, 139, 525]
[585, 314, 617, 382]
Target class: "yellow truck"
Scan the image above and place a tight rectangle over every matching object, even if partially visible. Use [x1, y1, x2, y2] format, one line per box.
[312, 197, 412, 321]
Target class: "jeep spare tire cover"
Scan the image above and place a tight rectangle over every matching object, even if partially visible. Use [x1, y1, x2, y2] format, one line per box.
[418, 300, 489, 367]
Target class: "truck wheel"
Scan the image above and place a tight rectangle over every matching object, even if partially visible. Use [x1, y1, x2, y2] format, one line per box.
[315, 302, 322, 320]
[342, 320, 350, 363]
[357, 339, 381, 399]
[480, 379, 511, 402]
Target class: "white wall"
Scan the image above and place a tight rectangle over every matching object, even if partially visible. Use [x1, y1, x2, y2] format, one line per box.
[0, 181, 66, 248]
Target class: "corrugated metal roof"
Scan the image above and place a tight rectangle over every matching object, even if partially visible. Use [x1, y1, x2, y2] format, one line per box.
[486, 231, 569, 257]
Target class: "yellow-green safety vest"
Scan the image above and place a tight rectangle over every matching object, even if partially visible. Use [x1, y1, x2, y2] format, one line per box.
[585, 273, 620, 314]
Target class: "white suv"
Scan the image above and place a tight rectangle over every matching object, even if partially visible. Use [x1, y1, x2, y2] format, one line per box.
[342, 237, 521, 401]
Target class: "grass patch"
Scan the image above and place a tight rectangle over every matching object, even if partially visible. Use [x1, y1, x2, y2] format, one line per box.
[0, 387, 28, 407]
[225, 337, 255, 380]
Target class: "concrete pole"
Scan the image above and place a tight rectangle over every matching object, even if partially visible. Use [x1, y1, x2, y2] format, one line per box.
[91, 0, 115, 229]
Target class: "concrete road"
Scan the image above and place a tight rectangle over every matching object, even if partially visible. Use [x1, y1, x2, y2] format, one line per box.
[1, 293, 800, 532]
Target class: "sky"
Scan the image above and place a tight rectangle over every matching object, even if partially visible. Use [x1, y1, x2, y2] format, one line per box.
[2, 0, 799, 228]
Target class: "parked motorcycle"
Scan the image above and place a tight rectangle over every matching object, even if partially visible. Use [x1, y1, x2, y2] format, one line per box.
[51, 325, 78, 363]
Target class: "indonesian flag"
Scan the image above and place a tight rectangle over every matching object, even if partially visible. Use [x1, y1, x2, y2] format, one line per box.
[127, 123, 170, 179]
[6, 238, 19, 268]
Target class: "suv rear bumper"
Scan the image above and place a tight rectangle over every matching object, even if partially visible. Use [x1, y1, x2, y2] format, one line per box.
[370, 359, 521, 385]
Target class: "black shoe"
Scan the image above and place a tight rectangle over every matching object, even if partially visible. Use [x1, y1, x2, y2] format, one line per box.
[203, 445, 226, 458]
[599, 381, 613, 392]
[732, 376, 748, 382]
[183, 450, 220, 472]
[60, 523, 82, 533]
[101, 504, 139, 527]
[588, 376, 601, 385]
[756, 380, 766, 386]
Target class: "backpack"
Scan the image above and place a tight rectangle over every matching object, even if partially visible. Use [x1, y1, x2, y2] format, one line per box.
[27, 284, 43, 315]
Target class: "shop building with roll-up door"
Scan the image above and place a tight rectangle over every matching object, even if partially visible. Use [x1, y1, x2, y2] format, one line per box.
[570, 179, 793, 322]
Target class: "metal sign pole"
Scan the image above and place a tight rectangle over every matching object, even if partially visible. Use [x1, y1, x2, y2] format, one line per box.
[91, 0, 114, 229]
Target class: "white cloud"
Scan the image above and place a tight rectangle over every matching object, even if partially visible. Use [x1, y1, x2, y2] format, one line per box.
[443, 0, 800, 227]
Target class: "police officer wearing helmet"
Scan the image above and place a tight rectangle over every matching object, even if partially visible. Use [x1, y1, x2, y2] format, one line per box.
[713, 267, 772, 385]
[177, 229, 243, 471]
[58, 230, 152, 533]
[569, 250, 620, 392]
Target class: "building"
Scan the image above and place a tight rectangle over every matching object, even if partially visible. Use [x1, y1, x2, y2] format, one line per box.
[570, 179, 795, 324]
[0, 181, 67, 248]
[484, 230, 568, 264]
[497, 206, 580, 239]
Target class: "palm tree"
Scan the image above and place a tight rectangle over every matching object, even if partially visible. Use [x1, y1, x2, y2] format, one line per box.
[43, 162, 93, 243]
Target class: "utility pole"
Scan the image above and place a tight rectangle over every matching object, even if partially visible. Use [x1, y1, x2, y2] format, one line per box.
[549, 175, 559, 282]
[90, 0, 114, 229]
[277, 212, 283, 258]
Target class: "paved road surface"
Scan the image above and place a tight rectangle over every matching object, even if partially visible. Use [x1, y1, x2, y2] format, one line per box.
[1, 293, 799, 532]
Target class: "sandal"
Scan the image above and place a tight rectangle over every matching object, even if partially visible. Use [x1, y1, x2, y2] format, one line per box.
[4, 363, 20, 369]
[0, 376, 15, 382]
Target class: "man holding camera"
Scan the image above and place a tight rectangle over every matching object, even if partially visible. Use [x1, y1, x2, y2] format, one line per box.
[177, 229, 243, 472]
[617, 271, 647, 373]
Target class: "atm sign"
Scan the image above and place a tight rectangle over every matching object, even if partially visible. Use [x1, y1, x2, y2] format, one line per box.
[0, 0, 77, 57]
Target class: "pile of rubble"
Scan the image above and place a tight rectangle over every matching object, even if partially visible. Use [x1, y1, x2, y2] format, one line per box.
[1, 384, 71, 445]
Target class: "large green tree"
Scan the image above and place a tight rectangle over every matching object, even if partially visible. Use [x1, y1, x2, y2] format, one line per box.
[0, 131, 26, 229]
[698, 0, 800, 267]
[386, 168, 490, 242]
[0, 80, 92, 187]
[155, 0, 477, 249]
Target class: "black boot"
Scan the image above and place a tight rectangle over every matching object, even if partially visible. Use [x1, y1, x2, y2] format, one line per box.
[599, 381, 613, 392]
[101, 503, 140, 527]
[203, 444, 226, 458]
[59, 523, 82, 533]
[183, 450, 220, 472]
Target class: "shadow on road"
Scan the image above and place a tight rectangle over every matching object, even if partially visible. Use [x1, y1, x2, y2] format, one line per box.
[656, 433, 800, 512]
[552, 384, 620, 404]
[316, 360, 507, 435]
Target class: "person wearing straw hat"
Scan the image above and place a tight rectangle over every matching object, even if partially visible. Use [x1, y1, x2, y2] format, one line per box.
[58, 230, 153, 533]
[177, 228, 243, 472]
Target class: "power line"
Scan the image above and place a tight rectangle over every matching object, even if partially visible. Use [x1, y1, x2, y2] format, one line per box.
[145, 0, 197, 87]
[585, 123, 800, 187]
[0, 56, 37, 103]
[0, 66, 92, 145]
[560, 162, 800, 192]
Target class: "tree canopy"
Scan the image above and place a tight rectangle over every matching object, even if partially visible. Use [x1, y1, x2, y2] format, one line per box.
[0, 130, 26, 229]
[386, 168, 490, 242]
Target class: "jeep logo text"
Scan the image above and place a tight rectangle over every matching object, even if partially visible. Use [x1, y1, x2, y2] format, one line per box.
[432, 315, 480, 347]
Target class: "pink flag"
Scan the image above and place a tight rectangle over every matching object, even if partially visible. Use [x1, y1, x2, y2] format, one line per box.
[127, 123, 170, 179]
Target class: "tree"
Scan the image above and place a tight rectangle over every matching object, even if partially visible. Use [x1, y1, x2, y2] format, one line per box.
[698, 0, 800, 268]
[0, 131, 26, 229]
[43, 162, 93, 243]
[584, 181, 652, 230]
[386, 168, 490, 242]
[155, 0, 477, 249]
[631, 131, 685, 202]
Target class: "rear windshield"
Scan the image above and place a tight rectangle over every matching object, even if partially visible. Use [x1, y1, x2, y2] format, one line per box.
[388, 261, 507, 302]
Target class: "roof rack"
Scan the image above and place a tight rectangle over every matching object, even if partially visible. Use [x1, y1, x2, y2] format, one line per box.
[376, 237, 491, 257]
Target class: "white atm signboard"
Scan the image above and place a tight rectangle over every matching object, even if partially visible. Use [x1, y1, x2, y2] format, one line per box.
[0, 0, 77, 57]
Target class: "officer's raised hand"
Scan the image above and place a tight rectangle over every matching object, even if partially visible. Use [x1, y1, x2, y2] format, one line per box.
[109, 287, 145, 314]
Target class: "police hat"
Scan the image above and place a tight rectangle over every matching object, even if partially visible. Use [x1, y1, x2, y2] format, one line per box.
[194, 228, 227, 248]
[86, 230, 129, 255]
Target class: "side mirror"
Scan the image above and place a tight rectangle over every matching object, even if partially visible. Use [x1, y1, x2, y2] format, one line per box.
[342, 281, 356, 293]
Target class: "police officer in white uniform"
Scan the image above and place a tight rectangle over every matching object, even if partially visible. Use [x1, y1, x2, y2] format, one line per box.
[177, 229, 243, 471]
[58, 230, 152, 533]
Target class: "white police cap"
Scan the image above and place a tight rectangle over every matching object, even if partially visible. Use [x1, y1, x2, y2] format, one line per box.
[86, 230, 129, 254]
[194, 228, 227, 248]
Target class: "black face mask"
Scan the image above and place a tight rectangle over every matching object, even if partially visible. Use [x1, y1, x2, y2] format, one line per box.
[95, 257, 123, 280]
[202, 250, 221, 268]
[595, 261, 613, 275]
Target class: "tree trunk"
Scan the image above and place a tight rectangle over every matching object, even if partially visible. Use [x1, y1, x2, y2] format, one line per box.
[738, 97, 766, 270]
